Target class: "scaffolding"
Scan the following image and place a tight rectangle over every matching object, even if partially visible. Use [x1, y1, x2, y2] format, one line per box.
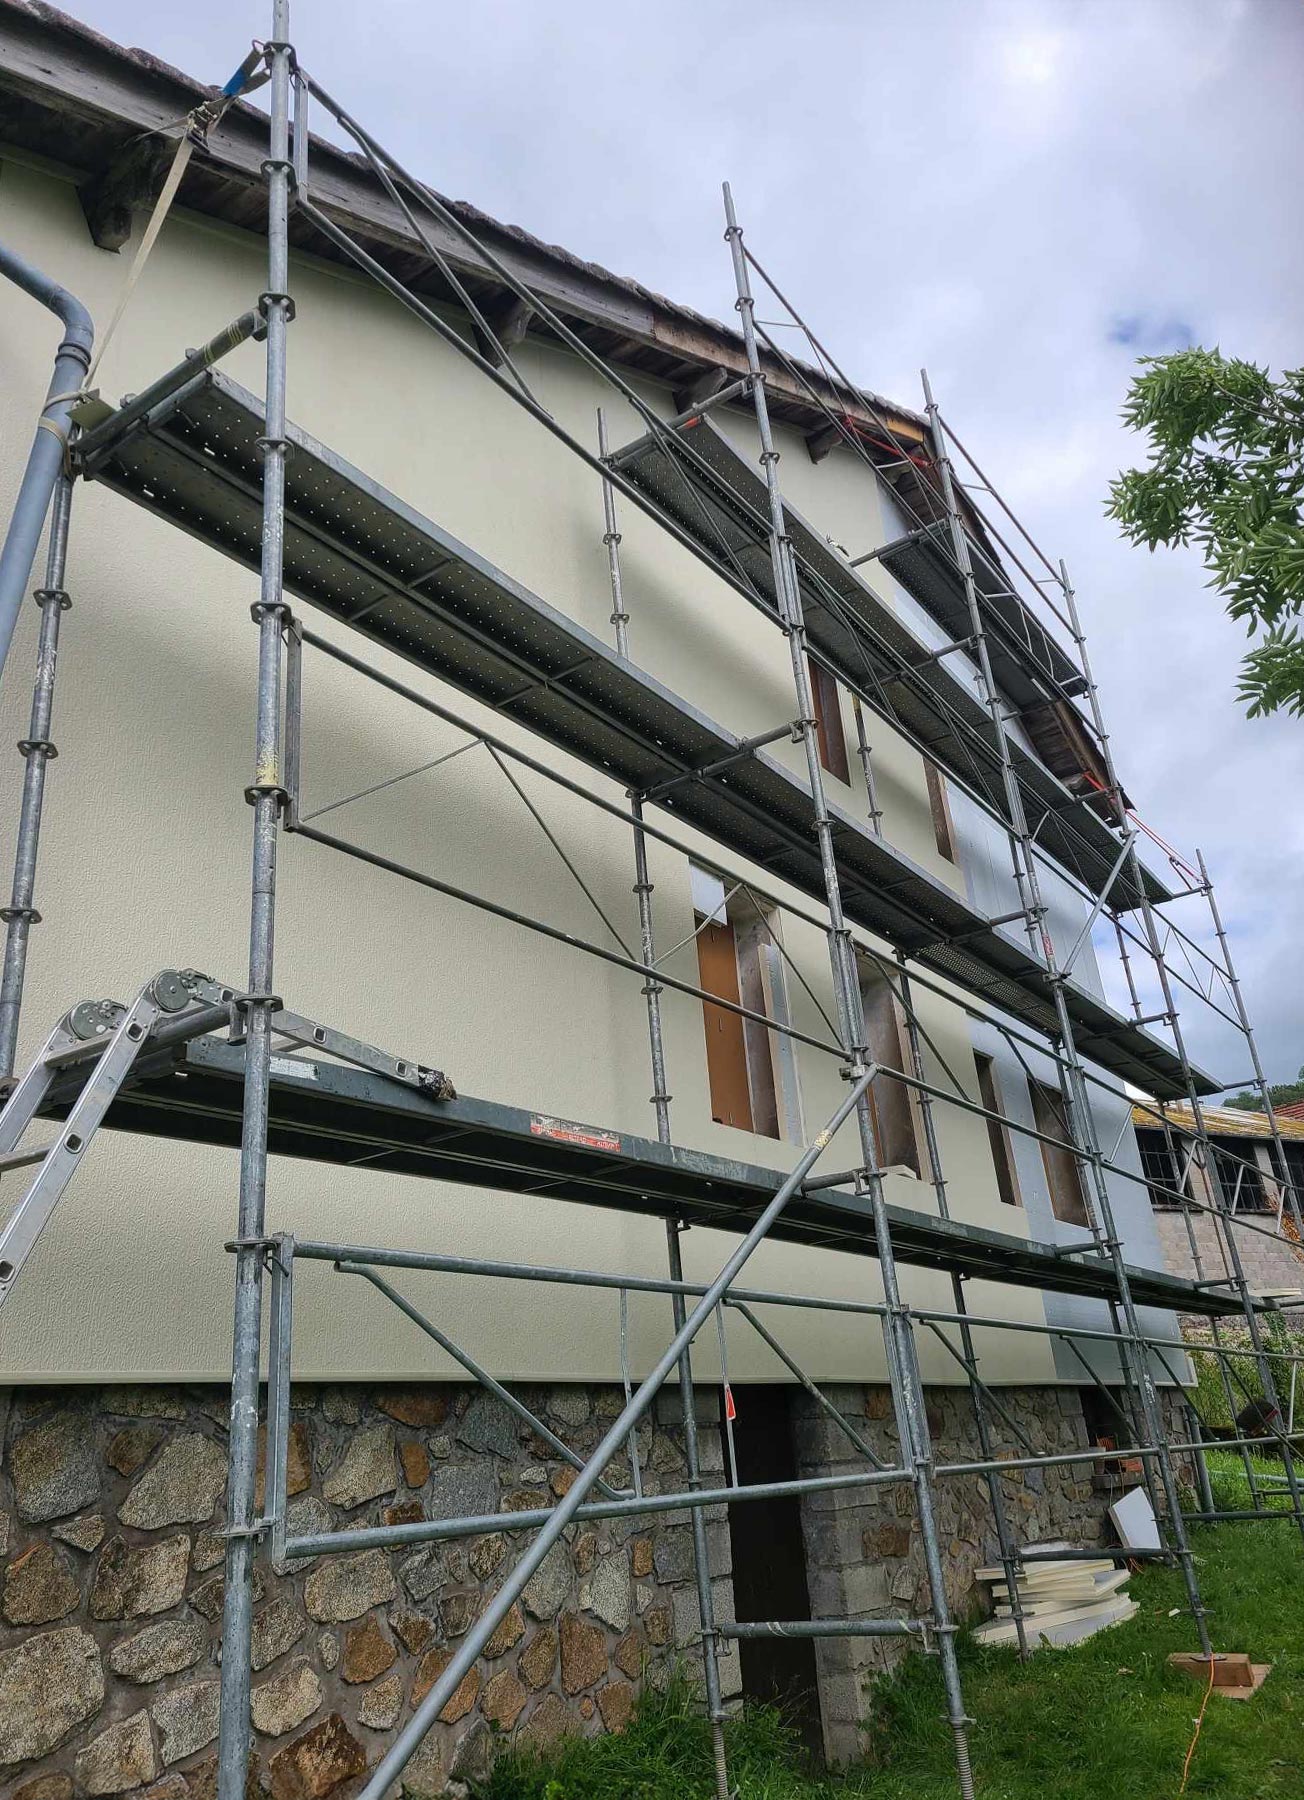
[0, 7, 1303, 1797]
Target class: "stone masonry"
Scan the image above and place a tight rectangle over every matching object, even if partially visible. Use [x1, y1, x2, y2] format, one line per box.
[0, 1376, 1190, 1790]
[0, 1381, 736, 1799]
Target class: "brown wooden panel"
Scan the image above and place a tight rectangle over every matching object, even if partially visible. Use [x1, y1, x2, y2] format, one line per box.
[925, 762, 957, 863]
[1031, 1080, 1090, 1226]
[975, 1053, 1021, 1208]
[696, 920, 754, 1132]
[860, 973, 921, 1176]
[808, 657, 850, 785]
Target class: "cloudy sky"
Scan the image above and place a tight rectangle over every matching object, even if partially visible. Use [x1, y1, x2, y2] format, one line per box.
[71, 0, 1304, 1081]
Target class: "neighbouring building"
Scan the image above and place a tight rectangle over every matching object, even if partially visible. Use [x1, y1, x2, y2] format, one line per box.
[1138, 1102, 1304, 1319]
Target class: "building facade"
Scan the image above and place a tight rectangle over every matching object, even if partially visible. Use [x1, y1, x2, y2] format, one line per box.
[0, 4, 1218, 1790]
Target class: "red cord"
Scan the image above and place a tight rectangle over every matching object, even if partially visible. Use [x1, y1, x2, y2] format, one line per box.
[1082, 772, 1201, 885]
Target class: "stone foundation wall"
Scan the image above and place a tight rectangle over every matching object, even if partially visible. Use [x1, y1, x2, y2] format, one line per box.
[1154, 1206, 1304, 1320]
[0, 1381, 733, 1800]
[794, 1382, 1110, 1763]
[0, 1376, 1186, 1792]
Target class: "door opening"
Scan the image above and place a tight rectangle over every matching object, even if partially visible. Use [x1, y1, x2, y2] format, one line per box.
[725, 1385, 823, 1758]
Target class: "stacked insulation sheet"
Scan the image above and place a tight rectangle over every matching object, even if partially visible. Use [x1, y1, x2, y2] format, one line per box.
[973, 1546, 1136, 1648]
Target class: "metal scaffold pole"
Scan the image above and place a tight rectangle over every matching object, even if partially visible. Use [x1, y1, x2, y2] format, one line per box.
[596, 406, 732, 1799]
[216, 9, 294, 1796]
[1198, 846, 1304, 1237]
[920, 371, 1213, 1658]
[1151, 1100, 1267, 1513]
[0, 469, 74, 1075]
[1053, 557, 1304, 1543]
[726, 186, 976, 1799]
[357, 1069, 876, 1798]
[895, 956, 1031, 1656]
[1, 22, 1293, 1785]
[851, 665, 1028, 1652]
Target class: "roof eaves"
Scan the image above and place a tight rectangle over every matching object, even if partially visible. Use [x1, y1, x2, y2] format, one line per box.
[0, 0, 923, 441]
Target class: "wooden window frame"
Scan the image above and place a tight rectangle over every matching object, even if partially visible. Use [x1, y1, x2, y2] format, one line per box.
[693, 879, 784, 1140]
[696, 917, 755, 1133]
[860, 971, 927, 1179]
[924, 761, 957, 864]
[1030, 1078, 1090, 1227]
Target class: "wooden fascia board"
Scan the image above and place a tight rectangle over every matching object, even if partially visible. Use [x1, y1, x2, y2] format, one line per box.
[0, 4, 923, 444]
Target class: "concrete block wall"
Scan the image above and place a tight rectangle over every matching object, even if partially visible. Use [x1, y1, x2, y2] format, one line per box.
[1153, 1207, 1304, 1320]
[794, 1382, 1107, 1764]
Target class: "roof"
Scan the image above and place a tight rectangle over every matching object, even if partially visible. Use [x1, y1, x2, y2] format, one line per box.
[0, 1, 923, 447]
[0, 3, 1122, 843]
[1132, 1102, 1304, 1144]
[1274, 1100, 1304, 1122]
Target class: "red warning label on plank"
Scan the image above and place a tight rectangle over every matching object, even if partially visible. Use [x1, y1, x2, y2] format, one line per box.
[529, 1114, 621, 1153]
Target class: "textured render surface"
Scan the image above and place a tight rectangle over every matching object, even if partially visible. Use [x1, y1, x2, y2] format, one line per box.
[0, 1382, 736, 1797]
[0, 151, 1127, 1385]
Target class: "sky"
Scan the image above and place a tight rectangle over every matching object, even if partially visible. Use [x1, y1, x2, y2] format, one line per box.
[68, 0, 1304, 1083]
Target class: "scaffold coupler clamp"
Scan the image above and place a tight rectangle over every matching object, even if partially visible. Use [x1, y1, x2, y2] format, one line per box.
[416, 1066, 457, 1101]
[225, 1233, 287, 1274]
[186, 45, 273, 149]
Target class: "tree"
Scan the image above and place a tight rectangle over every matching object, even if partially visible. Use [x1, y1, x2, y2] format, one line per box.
[1226, 1066, 1304, 1113]
[1107, 348, 1304, 716]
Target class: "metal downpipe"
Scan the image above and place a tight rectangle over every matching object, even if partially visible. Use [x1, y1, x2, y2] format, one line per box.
[0, 242, 93, 688]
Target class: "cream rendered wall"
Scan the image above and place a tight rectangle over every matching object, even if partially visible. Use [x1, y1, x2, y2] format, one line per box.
[0, 152, 1071, 1384]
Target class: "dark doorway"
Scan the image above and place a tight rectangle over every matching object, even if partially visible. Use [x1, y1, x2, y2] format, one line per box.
[725, 1385, 823, 1758]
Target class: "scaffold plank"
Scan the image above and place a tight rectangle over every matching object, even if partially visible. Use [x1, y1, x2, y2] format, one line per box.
[42, 1032, 1238, 1317]
[611, 414, 1168, 911]
[74, 373, 1212, 1098]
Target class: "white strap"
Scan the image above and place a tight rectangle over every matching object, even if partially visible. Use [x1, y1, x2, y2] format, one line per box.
[86, 134, 195, 390]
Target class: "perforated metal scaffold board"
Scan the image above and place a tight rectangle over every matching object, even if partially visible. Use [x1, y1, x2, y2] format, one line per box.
[39, 1029, 1238, 1316]
[74, 372, 1212, 1099]
[609, 414, 1164, 911]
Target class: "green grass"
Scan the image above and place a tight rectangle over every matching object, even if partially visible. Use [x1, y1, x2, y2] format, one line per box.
[473, 1523, 1304, 1800]
[1207, 1448, 1296, 1513]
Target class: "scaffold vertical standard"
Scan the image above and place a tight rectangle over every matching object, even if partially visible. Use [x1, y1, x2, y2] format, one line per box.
[0, 6, 1302, 1797]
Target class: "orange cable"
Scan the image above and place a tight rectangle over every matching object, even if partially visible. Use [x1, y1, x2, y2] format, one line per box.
[1177, 1653, 1217, 1796]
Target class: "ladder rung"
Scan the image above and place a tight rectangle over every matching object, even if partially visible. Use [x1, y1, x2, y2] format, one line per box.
[0, 1145, 51, 1173]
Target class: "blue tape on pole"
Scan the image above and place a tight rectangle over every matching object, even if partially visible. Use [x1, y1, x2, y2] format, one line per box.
[222, 50, 264, 98]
